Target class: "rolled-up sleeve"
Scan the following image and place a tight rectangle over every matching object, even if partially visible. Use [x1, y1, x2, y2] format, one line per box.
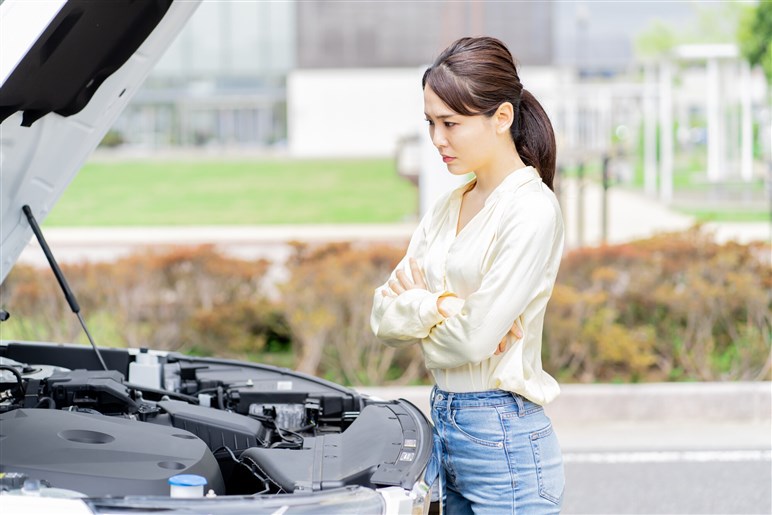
[420, 196, 560, 369]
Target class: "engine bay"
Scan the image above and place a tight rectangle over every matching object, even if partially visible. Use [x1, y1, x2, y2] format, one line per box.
[0, 342, 430, 498]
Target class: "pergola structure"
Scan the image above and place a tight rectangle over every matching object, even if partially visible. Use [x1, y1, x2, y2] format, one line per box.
[644, 44, 760, 204]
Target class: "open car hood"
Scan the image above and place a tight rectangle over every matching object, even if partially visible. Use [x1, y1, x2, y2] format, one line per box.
[0, 0, 201, 284]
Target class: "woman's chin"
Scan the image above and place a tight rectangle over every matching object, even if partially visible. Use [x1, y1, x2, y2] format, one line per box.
[445, 163, 471, 176]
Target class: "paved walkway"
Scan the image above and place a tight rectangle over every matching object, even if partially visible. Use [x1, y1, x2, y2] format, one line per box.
[17, 223, 416, 266]
[558, 179, 770, 247]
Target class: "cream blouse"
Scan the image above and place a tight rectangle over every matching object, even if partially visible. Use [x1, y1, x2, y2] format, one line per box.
[370, 166, 565, 405]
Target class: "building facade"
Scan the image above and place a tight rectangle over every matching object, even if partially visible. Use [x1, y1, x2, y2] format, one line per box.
[296, 2, 553, 68]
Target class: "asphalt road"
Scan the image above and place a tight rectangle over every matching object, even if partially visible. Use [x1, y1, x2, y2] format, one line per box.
[563, 449, 772, 514]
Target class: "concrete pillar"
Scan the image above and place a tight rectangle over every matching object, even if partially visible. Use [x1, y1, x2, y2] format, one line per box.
[677, 94, 690, 152]
[566, 85, 578, 151]
[598, 89, 612, 152]
[643, 64, 658, 196]
[741, 60, 754, 182]
[706, 58, 722, 182]
[658, 60, 673, 203]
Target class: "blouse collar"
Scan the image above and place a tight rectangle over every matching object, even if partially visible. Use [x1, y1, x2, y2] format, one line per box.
[450, 166, 541, 206]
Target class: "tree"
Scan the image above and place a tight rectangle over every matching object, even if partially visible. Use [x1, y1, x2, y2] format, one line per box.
[635, 2, 749, 59]
[738, 1, 772, 82]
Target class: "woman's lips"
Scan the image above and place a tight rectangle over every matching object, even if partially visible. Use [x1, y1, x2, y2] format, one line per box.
[442, 155, 455, 163]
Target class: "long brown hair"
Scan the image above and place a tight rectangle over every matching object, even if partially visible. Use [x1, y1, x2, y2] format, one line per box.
[422, 37, 556, 190]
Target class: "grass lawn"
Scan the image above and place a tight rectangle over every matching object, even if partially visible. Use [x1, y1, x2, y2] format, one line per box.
[45, 158, 418, 226]
[673, 209, 770, 223]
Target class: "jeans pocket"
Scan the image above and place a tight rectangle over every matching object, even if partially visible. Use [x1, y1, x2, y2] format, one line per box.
[529, 423, 565, 505]
[449, 407, 504, 448]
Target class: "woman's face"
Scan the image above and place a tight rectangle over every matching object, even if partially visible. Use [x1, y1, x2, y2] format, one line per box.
[423, 85, 499, 177]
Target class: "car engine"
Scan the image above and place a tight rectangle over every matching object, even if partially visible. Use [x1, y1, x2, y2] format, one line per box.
[0, 343, 430, 499]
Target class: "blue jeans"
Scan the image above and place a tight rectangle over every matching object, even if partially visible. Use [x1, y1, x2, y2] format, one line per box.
[424, 386, 565, 514]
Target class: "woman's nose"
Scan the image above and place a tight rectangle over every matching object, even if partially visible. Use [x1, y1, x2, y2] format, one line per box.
[431, 127, 447, 149]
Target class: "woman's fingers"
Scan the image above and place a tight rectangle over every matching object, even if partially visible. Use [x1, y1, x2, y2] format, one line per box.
[388, 279, 405, 295]
[395, 270, 412, 290]
[389, 258, 428, 297]
[496, 321, 523, 355]
[409, 258, 427, 289]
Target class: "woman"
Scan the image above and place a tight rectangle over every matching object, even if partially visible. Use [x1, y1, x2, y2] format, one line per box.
[370, 37, 565, 514]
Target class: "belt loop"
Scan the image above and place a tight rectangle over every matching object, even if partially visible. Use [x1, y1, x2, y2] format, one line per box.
[446, 392, 454, 411]
[513, 393, 525, 417]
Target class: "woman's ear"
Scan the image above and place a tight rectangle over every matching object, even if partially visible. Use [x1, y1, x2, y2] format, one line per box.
[494, 102, 514, 134]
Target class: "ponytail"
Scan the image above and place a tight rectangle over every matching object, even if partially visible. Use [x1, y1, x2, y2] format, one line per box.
[511, 89, 556, 191]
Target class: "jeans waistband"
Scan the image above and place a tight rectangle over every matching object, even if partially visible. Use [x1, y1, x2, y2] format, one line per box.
[430, 385, 540, 412]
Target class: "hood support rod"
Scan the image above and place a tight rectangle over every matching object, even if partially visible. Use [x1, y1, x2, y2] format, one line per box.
[22, 205, 108, 371]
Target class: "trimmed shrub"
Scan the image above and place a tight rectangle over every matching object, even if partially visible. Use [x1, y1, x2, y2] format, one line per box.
[0, 246, 276, 357]
[545, 227, 771, 382]
[1, 227, 768, 384]
[280, 242, 429, 386]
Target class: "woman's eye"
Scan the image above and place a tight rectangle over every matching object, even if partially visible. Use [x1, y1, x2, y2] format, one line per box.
[444, 122, 456, 128]
[425, 119, 434, 126]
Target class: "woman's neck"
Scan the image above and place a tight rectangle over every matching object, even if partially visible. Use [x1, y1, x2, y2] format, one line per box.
[472, 149, 527, 198]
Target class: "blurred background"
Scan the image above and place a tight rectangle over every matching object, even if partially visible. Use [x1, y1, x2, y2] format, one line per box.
[35, 1, 770, 243]
[1, 2, 770, 512]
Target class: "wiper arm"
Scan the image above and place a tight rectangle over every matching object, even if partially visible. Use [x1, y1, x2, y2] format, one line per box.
[22, 205, 108, 371]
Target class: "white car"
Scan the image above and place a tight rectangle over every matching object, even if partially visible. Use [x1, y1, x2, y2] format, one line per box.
[0, 1, 432, 513]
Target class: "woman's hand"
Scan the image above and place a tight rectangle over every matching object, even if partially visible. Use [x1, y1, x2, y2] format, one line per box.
[382, 258, 427, 297]
[494, 321, 523, 355]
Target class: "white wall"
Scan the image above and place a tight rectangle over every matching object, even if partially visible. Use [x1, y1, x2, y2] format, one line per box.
[287, 68, 425, 157]
[287, 66, 569, 215]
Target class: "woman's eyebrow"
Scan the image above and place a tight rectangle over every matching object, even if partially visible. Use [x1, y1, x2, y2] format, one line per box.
[424, 113, 455, 119]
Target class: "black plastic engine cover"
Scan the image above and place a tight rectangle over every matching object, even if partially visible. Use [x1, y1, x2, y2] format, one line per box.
[241, 401, 431, 492]
[46, 369, 137, 415]
[156, 399, 269, 453]
[0, 409, 224, 496]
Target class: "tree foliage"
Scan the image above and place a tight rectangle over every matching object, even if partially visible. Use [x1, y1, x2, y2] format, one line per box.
[635, 2, 749, 59]
[738, 1, 772, 82]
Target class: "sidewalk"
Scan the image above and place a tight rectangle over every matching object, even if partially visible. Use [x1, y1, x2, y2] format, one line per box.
[17, 223, 418, 266]
[355, 382, 772, 453]
[558, 179, 770, 247]
[18, 216, 769, 268]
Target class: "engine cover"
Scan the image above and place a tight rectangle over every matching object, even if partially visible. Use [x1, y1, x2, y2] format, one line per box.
[0, 409, 224, 496]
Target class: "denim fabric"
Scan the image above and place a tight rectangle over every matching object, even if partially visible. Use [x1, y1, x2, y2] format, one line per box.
[424, 386, 564, 514]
